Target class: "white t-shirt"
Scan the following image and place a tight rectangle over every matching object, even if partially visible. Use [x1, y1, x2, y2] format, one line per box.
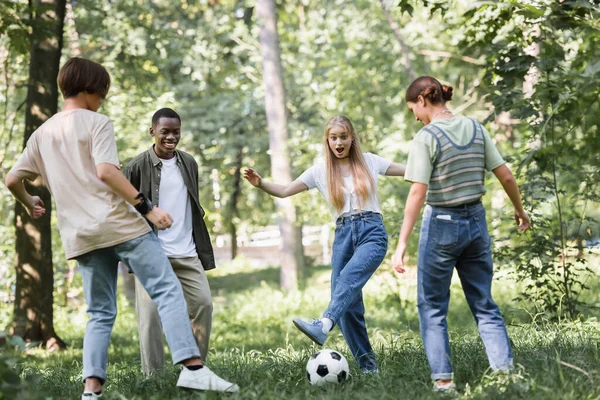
[156, 157, 197, 258]
[298, 153, 392, 221]
[9, 109, 150, 259]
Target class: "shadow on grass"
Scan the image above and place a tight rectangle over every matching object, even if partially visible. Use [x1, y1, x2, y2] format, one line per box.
[210, 264, 332, 295]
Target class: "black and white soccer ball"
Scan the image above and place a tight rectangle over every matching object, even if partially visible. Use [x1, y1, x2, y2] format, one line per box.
[306, 349, 350, 386]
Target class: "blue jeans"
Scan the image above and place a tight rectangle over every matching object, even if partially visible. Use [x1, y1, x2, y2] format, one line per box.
[323, 211, 388, 370]
[417, 203, 513, 380]
[75, 232, 200, 382]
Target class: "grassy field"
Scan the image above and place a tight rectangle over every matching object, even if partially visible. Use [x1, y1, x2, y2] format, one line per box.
[3, 257, 600, 399]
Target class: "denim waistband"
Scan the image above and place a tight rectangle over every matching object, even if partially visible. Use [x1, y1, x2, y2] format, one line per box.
[426, 201, 485, 219]
[434, 199, 482, 209]
[336, 211, 382, 226]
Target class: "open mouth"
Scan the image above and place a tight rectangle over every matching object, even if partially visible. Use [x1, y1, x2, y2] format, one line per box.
[336, 147, 344, 154]
[164, 142, 177, 150]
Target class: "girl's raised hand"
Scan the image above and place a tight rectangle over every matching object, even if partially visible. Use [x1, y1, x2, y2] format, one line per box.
[243, 168, 262, 188]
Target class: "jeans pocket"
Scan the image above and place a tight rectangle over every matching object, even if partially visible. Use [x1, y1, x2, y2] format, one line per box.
[434, 218, 459, 249]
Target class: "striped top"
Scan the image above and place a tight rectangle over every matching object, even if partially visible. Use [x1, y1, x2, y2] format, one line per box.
[424, 120, 486, 206]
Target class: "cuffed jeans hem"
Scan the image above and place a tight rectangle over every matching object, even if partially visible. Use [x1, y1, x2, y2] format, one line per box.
[171, 347, 201, 365]
[431, 372, 454, 381]
[82, 369, 107, 383]
[321, 313, 337, 325]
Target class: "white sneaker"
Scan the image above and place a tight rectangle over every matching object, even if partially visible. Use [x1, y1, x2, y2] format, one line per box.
[81, 391, 102, 399]
[176, 366, 239, 393]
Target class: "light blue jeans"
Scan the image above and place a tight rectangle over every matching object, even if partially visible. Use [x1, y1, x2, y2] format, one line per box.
[323, 211, 388, 370]
[75, 232, 200, 382]
[417, 203, 513, 380]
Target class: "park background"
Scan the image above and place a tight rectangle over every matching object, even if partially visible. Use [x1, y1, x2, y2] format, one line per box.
[0, 0, 599, 398]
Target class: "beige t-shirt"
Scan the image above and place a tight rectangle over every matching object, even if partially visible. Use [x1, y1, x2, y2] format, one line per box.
[9, 109, 151, 259]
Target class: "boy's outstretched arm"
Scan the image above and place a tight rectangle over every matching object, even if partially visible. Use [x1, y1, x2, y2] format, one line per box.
[243, 168, 308, 198]
[492, 164, 530, 232]
[96, 163, 173, 230]
[5, 173, 46, 219]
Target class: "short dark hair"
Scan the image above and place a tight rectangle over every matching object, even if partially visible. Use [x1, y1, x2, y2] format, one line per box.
[405, 76, 453, 104]
[57, 57, 111, 99]
[152, 108, 181, 126]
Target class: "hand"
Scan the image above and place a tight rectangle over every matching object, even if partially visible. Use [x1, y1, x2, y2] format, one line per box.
[27, 196, 46, 219]
[243, 168, 262, 188]
[514, 208, 530, 232]
[146, 207, 173, 230]
[391, 243, 407, 273]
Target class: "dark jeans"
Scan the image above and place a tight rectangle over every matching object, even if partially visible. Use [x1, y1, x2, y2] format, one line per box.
[417, 203, 513, 380]
[323, 211, 388, 370]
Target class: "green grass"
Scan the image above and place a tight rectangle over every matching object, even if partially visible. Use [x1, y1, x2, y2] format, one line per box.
[4, 257, 600, 399]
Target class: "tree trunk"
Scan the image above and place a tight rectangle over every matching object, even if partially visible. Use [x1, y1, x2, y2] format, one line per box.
[256, 0, 304, 290]
[12, 0, 67, 351]
[228, 145, 244, 259]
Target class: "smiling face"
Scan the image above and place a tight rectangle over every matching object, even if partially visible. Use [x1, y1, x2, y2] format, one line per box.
[327, 124, 353, 159]
[151, 117, 181, 159]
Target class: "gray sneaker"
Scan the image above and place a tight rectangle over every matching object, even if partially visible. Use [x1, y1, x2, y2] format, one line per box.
[292, 317, 328, 346]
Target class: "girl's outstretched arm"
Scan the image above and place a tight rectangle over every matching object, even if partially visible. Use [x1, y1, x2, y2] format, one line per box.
[243, 168, 308, 198]
[385, 162, 406, 176]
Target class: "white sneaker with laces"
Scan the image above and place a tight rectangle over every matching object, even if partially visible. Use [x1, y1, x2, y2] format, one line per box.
[81, 391, 103, 399]
[176, 366, 239, 393]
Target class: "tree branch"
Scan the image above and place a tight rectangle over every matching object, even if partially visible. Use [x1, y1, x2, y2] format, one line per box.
[379, 0, 415, 81]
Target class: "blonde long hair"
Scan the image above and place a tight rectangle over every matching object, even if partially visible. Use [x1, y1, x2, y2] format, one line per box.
[324, 115, 374, 212]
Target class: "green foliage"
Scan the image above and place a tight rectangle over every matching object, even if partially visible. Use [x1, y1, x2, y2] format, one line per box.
[0, 332, 43, 400]
[459, 0, 600, 319]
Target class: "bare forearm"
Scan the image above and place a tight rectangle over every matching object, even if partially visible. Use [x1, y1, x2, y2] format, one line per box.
[500, 176, 524, 210]
[5, 173, 34, 208]
[96, 164, 140, 205]
[493, 165, 525, 212]
[258, 181, 290, 198]
[399, 190, 426, 245]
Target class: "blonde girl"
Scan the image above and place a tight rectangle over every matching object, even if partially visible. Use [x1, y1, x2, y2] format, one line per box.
[244, 115, 405, 373]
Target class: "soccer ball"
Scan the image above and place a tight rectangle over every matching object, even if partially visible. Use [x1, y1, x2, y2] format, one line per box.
[306, 349, 350, 386]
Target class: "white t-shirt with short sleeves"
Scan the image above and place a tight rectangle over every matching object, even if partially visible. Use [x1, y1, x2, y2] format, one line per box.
[297, 152, 391, 221]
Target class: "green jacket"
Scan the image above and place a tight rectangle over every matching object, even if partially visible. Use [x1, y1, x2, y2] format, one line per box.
[123, 145, 216, 270]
